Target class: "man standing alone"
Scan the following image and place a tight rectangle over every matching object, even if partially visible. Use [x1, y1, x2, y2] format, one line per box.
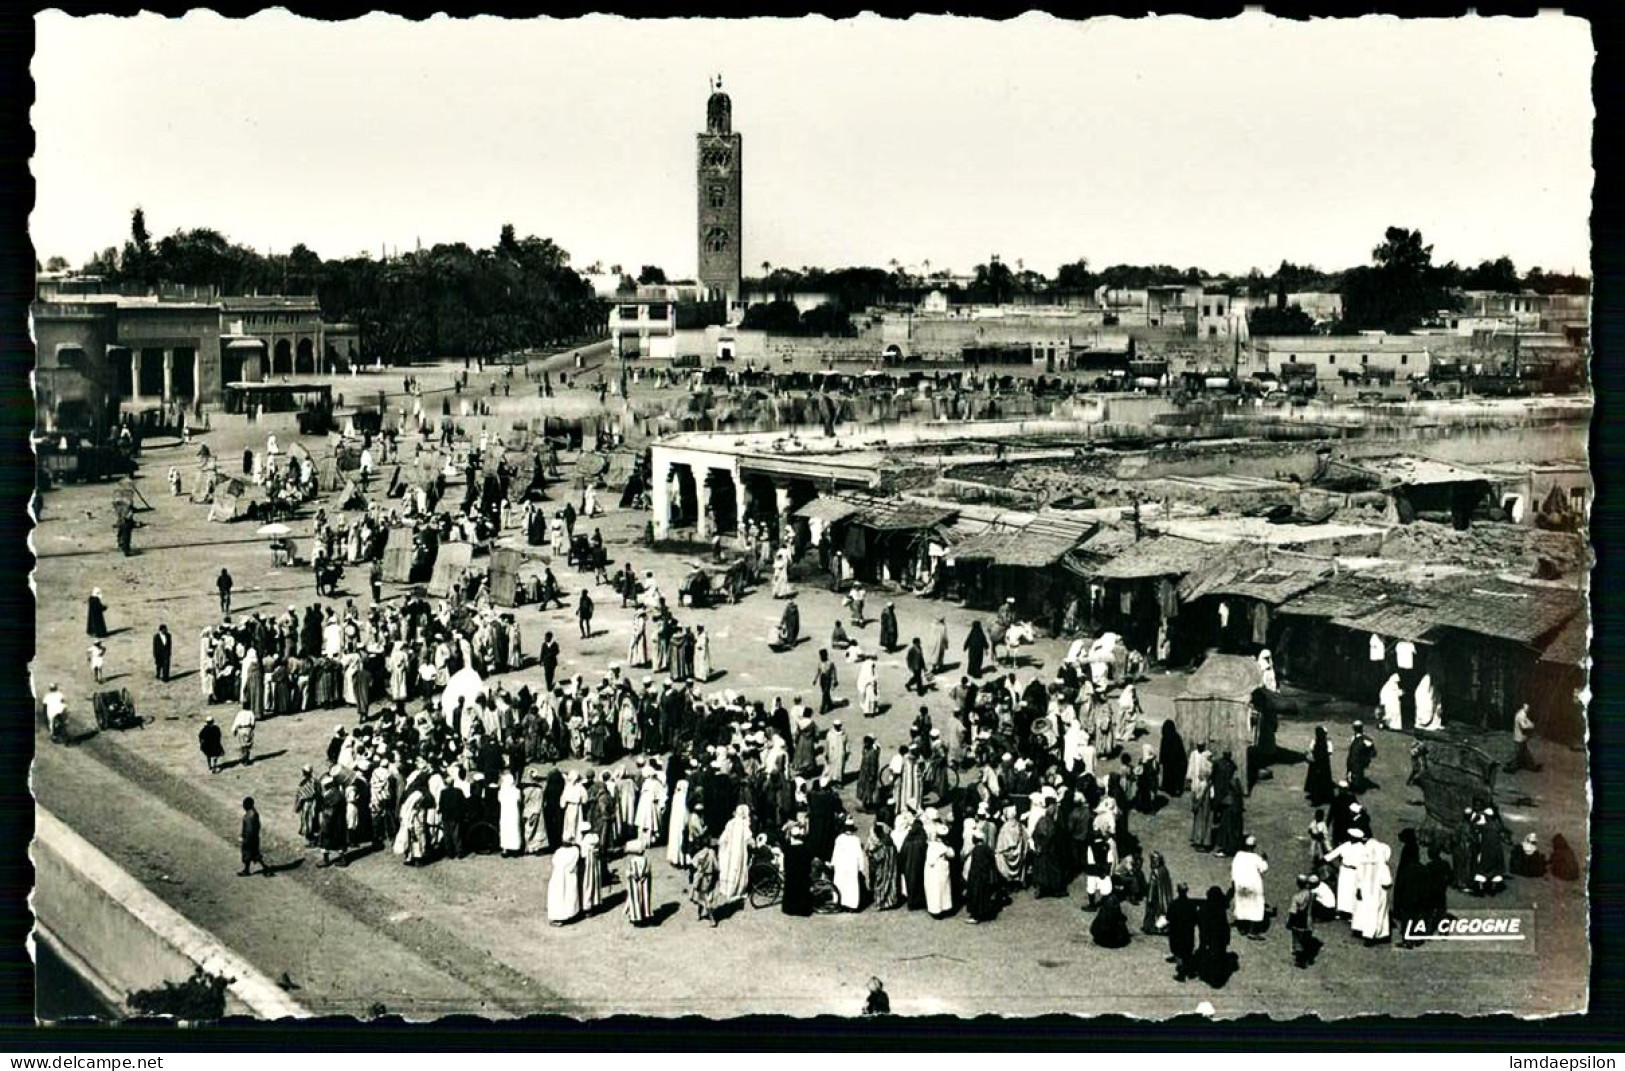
[217, 568, 234, 616]
[240, 797, 271, 877]
[152, 624, 173, 682]
[577, 589, 594, 640]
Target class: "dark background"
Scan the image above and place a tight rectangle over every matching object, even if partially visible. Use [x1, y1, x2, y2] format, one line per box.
[0, 0, 1617, 1050]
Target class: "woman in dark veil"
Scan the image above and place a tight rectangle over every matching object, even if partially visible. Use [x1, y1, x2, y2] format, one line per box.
[1303, 725, 1335, 808]
[1196, 885, 1234, 986]
[541, 767, 566, 851]
[1159, 720, 1188, 798]
[1390, 828, 1426, 947]
[867, 820, 903, 909]
[1142, 850, 1175, 934]
[86, 588, 108, 639]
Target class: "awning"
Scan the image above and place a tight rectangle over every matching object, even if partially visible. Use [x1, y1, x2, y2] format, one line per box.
[794, 496, 862, 525]
[1086, 536, 1214, 580]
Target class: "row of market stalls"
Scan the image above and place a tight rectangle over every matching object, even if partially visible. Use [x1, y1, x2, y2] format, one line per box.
[1087, 534, 1587, 742]
[787, 488, 1588, 742]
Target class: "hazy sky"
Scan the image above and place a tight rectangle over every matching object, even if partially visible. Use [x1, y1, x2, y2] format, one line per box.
[33, 12, 1594, 279]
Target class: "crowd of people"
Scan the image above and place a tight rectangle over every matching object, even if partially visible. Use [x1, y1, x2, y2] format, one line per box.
[56, 369, 1580, 1009]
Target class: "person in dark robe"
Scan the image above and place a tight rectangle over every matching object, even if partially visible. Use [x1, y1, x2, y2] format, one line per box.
[1210, 752, 1244, 855]
[541, 768, 566, 851]
[1549, 834, 1581, 882]
[1391, 828, 1427, 947]
[868, 822, 903, 909]
[1142, 850, 1175, 934]
[1510, 833, 1547, 878]
[878, 603, 899, 653]
[1159, 720, 1187, 797]
[86, 589, 108, 638]
[1473, 805, 1510, 897]
[855, 736, 881, 812]
[239, 797, 269, 877]
[1450, 807, 1478, 891]
[963, 830, 1002, 923]
[1030, 797, 1069, 898]
[962, 622, 990, 679]
[898, 818, 930, 911]
[808, 778, 843, 861]
[1302, 726, 1335, 808]
[198, 717, 225, 774]
[1166, 884, 1199, 981]
[792, 722, 818, 778]
[1418, 845, 1452, 932]
[1196, 885, 1234, 987]
[1090, 893, 1132, 948]
[775, 600, 801, 651]
[781, 823, 815, 917]
[1346, 721, 1376, 792]
[318, 777, 348, 867]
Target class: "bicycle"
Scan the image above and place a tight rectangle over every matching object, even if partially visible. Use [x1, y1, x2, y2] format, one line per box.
[747, 858, 843, 914]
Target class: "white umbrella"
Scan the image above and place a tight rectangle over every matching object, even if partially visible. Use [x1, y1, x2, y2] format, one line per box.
[256, 522, 292, 538]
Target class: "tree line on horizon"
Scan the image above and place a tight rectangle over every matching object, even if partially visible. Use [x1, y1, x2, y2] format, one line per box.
[46, 213, 1589, 354]
[58, 213, 606, 362]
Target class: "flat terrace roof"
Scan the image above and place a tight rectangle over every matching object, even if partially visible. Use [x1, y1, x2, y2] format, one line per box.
[1156, 515, 1388, 546]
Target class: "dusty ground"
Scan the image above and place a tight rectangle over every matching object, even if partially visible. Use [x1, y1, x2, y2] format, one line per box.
[30, 358, 1591, 1019]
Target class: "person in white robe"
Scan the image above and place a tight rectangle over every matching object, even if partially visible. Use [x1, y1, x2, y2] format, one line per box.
[825, 721, 849, 783]
[1378, 673, 1404, 731]
[1351, 835, 1394, 942]
[1257, 649, 1279, 692]
[1413, 674, 1442, 732]
[498, 772, 523, 856]
[693, 626, 713, 683]
[635, 771, 667, 847]
[857, 657, 880, 718]
[1064, 716, 1094, 776]
[830, 820, 868, 910]
[559, 770, 588, 844]
[772, 550, 793, 599]
[547, 841, 583, 925]
[666, 780, 692, 867]
[579, 831, 604, 912]
[1230, 835, 1270, 937]
[716, 804, 753, 902]
[923, 825, 956, 918]
[1323, 828, 1368, 917]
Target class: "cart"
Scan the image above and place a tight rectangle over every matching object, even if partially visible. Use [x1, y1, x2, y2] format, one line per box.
[92, 688, 142, 732]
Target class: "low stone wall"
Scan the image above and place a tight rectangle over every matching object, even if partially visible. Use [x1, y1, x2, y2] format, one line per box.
[32, 808, 309, 1020]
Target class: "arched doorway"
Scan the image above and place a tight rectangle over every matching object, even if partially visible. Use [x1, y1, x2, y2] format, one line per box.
[273, 338, 293, 375]
[296, 337, 315, 374]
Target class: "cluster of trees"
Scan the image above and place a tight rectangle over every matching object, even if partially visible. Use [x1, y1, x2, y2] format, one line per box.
[74, 212, 606, 362]
[739, 299, 855, 337]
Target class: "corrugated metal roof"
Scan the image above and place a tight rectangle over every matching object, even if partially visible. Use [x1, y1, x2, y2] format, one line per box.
[1085, 536, 1214, 579]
